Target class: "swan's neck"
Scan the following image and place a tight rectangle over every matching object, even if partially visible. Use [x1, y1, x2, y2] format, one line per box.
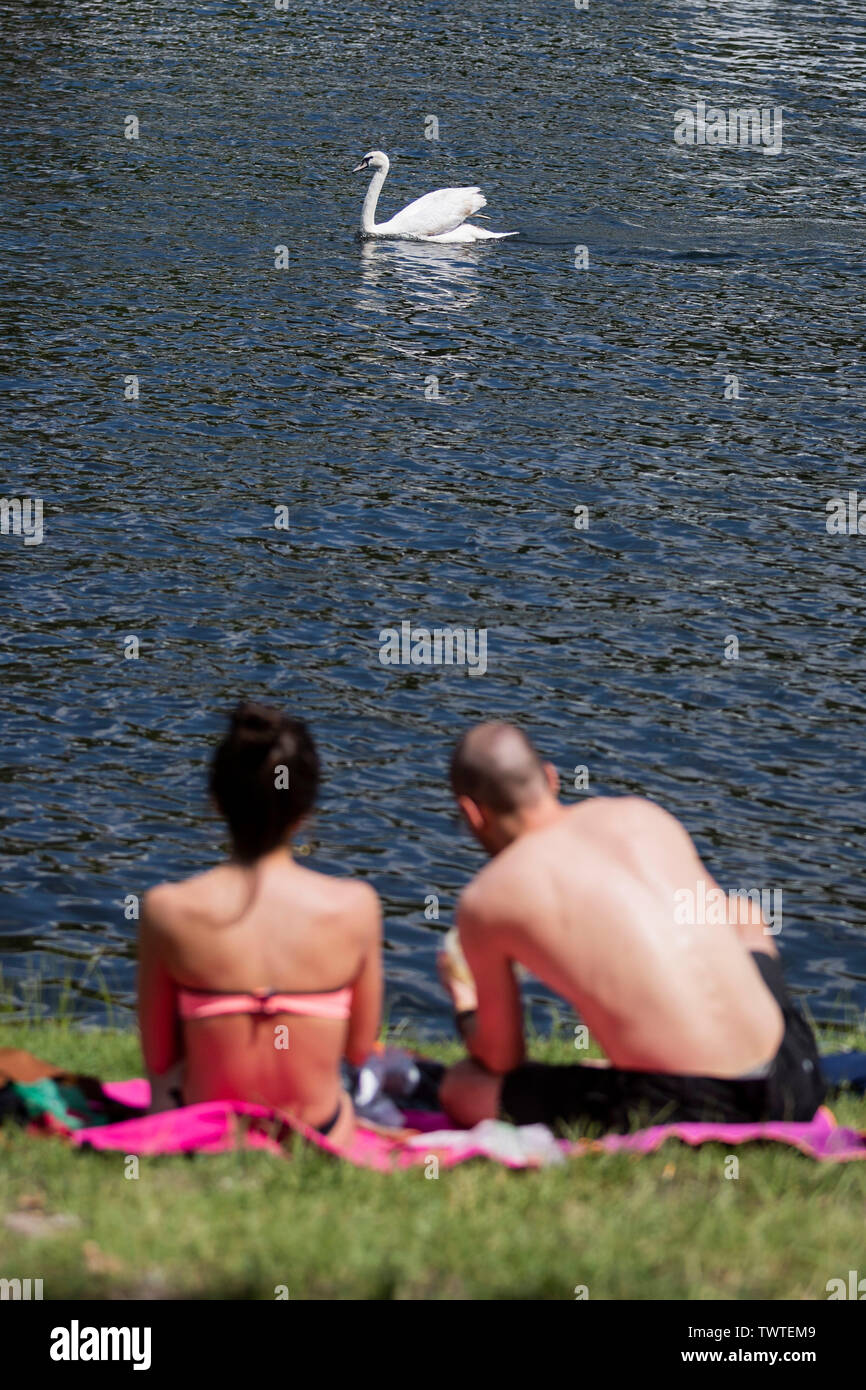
[361, 165, 388, 234]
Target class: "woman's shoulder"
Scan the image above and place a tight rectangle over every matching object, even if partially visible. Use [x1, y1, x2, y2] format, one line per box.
[141, 864, 231, 934]
[301, 865, 380, 916]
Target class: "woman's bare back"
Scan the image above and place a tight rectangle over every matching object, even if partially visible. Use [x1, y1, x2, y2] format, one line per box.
[139, 848, 382, 1141]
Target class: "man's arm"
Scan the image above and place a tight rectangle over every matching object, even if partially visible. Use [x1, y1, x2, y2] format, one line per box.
[457, 899, 525, 1074]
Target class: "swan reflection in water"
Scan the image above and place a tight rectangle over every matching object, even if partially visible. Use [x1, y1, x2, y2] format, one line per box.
[355, 236, 484, 320]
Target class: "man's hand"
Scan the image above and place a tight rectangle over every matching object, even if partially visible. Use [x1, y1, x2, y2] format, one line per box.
[437, 926, 478, 1015]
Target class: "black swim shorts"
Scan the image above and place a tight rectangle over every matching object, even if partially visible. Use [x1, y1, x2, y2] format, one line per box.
[500, 951, 826, 1133]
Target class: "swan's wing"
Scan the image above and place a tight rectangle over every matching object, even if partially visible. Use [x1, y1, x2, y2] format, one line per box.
[421, 225, 517, 242]
[381, 186, 487, 238]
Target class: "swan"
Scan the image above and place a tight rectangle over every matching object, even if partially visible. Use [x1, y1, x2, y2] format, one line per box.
[352, 151, 516, 243]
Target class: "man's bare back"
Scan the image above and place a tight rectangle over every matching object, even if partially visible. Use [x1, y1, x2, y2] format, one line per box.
[460, 795, 783, 1077]
[439, 722, 823, 1132]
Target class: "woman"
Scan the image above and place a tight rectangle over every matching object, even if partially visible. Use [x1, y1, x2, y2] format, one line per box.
[138, 702, 382, 1148]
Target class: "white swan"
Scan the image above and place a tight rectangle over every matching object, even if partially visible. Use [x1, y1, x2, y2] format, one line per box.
[352, 151, 516, 243]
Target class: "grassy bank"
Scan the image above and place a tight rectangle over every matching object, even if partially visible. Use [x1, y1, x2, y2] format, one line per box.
[0, 1020, 864, 1300]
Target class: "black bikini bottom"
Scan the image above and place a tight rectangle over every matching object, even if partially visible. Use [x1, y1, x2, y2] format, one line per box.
[316, 1097, 344, 1136]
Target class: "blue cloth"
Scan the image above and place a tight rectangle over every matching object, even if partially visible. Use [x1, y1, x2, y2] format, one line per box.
[820, 1052, 866, 1096]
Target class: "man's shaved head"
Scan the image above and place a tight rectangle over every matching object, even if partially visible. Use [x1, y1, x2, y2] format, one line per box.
[450, 722, 550, 814]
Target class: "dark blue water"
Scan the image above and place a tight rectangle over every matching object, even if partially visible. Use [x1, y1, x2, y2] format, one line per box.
[2, 0, 865, 1032]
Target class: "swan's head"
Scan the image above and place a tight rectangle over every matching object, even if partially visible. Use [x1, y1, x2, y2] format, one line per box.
[353, 149, 389, 174]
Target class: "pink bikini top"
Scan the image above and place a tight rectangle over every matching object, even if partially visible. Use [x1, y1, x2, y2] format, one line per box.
[178, 984, 353, 1022]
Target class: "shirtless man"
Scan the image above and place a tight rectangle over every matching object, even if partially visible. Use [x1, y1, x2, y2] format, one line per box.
[439, 722, 824, 1132]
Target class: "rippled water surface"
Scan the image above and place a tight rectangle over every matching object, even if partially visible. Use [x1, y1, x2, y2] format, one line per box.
[2, 0, 865, 1030]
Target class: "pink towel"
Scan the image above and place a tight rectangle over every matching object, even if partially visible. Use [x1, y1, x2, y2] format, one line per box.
[71, 1083, 866, 1169]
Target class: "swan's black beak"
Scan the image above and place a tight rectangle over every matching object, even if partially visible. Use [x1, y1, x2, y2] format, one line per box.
[352, 160, 368, 173]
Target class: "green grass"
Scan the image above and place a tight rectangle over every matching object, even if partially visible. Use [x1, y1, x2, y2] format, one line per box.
[0, 1019, 864, 1300]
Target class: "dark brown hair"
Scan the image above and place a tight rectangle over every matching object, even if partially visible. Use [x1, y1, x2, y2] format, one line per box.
[209, 702, 319, 861]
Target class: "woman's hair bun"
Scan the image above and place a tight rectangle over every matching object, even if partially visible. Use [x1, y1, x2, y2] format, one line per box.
[230, 701, 283, 744]
[210, 700, 320, 861]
